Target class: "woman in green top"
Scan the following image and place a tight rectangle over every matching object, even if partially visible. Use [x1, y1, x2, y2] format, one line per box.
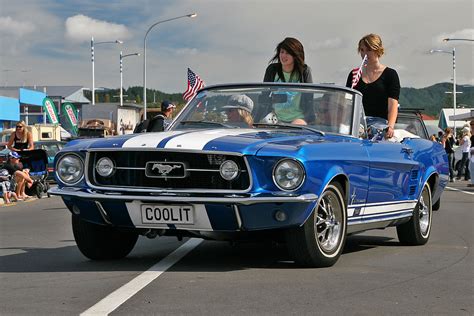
[263, 37, 313, 124]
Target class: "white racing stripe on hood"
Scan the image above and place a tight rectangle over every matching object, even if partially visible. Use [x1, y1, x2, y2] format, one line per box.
[122, 131, 186, 148]
[164, 129, 256, 150]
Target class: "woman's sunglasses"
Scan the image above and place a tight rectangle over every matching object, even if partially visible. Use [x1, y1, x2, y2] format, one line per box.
[16, 126, 23, 129]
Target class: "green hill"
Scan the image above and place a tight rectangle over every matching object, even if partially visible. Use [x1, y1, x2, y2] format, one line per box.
[400, 83, 473, 117]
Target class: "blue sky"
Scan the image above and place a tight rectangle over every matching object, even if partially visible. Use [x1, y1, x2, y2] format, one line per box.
[0, 0, 472, 93]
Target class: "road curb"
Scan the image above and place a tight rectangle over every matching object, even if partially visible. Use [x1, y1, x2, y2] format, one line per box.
[0, 196, 38, 207]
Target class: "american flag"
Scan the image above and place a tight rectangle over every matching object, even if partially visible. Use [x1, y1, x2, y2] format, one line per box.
[183, 68, 205, 102]
[351, 54, 368, 88]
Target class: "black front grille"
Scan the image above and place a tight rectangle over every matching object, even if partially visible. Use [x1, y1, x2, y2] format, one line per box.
[88, 150, 250, 191]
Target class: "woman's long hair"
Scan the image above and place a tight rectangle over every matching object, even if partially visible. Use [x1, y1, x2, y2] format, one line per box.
[269, 37, 306, 82]
[238, 109, 254, 127]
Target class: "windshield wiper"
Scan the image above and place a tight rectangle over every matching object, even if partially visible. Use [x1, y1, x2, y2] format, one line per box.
[253, 123, 325, 136]
[179, 120, 237, 128]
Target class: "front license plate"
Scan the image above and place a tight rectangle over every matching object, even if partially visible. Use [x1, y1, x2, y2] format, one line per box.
[141, 204, 194, 224]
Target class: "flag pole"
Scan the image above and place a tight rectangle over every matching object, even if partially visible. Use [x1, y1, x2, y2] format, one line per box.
[351, 54, 368, 89]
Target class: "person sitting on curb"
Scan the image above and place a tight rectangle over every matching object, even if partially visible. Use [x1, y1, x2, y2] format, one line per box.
[3, 151, 34, 200]
[0, 168, 20, 204]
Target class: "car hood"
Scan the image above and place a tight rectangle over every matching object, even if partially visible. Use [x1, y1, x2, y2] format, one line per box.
[67, 129, 347, 155]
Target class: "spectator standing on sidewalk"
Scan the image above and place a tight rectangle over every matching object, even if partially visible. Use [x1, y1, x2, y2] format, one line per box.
[469, 120, 474, 187]
[7, 121, 34, 152]
[457, 126, 471, 181]
[145, 100, 176, 132]
[442, 127, 456, 182]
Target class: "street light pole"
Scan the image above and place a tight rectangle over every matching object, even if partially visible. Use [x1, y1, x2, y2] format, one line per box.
[430, 48, 457, 137]
[120, 51, 140, 106]
[91, 37, 123, 105]
[443, 38, 474, 42]
[142, 13, 197, 120]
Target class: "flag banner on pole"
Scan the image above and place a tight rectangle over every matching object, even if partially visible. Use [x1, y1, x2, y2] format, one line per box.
[351, 54, 368, 88]
[42, 97, 59, 124]
[62, 102, 79, 133]
[183, 68, 205, 102]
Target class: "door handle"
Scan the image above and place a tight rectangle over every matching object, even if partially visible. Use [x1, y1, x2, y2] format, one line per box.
[402, 146, 413, 154]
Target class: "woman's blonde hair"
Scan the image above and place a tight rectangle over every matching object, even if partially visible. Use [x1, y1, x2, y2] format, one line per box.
[237, 109, 254, 127]
[15, 121, 28, 143]
[358, 33, 385, 57]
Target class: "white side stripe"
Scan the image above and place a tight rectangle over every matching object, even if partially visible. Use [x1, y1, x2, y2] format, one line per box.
[363, 201, 417, 215]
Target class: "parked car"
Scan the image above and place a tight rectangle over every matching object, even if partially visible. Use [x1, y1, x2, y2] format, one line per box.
[394, 109, 430, 140]
[34, 141, 66, 181]
[50, 83, 448, 267]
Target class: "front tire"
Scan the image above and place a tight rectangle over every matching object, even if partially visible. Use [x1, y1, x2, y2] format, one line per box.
[286, 183, 347, 267]
[397, 183, 432, 245]
[72, 215, 138, 260]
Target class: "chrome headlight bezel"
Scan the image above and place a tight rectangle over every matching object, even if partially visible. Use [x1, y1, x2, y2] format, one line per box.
[96, 157, 115, 177]
[219, 160, 240, 181]
[56, 153, 84, 185]
[272, 158, 305, 191]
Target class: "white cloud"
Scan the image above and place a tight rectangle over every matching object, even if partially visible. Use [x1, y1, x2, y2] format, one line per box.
[65, 14, 131, 43]
[308, 38, 344, 51]
[0, 16, 35, 36]
[175, 48, 199, 55]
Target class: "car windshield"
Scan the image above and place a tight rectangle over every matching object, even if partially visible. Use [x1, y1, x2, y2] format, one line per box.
[171, 85, 355, 135]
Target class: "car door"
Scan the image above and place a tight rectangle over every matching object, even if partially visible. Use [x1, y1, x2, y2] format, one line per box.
[362, 139, 419, 221]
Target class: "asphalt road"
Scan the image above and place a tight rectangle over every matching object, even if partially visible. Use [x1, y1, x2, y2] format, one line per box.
[0, 182, 472, 315]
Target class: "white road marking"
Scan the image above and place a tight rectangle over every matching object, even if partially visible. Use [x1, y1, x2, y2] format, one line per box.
[446, 186, 474, 196]
[81, 238, 203, 316]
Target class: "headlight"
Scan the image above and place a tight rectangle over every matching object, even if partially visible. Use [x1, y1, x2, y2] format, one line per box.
[273, 159, 305, 191]
[96, 157, 115, 177]
[220, 160, 239, 181]
[56, 154, 84, 185]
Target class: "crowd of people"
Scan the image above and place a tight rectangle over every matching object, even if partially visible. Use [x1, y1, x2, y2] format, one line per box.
[441, 122, 474, 187]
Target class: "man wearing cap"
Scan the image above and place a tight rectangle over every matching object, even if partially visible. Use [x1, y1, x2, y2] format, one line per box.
[3, 151, 34, 199]
[145, 100, 177, 132]
[223, 95, 254, 127]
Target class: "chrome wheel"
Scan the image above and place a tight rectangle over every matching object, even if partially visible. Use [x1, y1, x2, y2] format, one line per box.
[315, 189, 343, 253]
[397, 182, 432, 245]
[418, 188, 430, 237]
[286, 182, 347, 267]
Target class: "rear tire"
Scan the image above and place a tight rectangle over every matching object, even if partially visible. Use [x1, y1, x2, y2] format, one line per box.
[433, 198, 440, 211]
[397, 183, 432, 245]
[35, 183, 43, 199]
[72, 215, 138, 260]
[286, 183, 347, 267]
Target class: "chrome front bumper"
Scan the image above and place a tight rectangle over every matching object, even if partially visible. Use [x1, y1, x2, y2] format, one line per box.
[49, 187, 318, 206]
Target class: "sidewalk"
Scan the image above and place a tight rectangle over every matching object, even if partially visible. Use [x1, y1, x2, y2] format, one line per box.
[446, 178, 474, 192]
[0, 196, 38, 207]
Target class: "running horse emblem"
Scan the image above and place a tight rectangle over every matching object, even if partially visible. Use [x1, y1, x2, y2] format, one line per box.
[151, 163, 182, 176]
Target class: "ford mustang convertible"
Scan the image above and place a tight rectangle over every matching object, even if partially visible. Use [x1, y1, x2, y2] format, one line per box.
[50, 83, 448, 267]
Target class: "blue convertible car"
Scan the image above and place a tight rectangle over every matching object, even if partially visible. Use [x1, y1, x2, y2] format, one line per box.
[50, 83, 448, 267]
